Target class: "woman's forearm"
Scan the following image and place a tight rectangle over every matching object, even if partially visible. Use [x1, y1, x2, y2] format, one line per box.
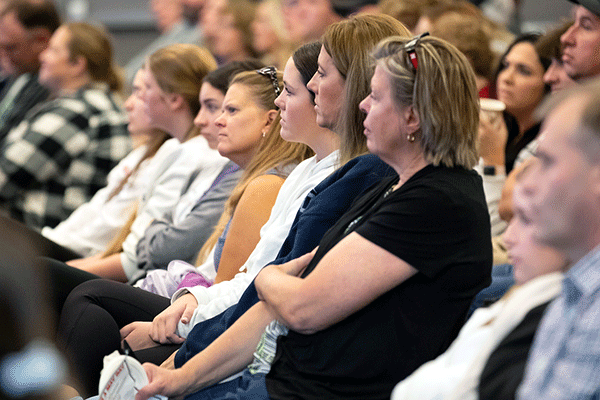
[75, 253, 127, 281]
[174, 301, 275, 395]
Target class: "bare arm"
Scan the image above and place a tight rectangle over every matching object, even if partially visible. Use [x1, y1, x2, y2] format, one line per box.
[255, 232, 417, 334]
[214, 174, 285, 283]
[135, 302, 275, 400]
[66, 253, 127, 281]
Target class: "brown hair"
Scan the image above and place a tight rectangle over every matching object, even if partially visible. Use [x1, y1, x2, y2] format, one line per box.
[148, 43, 218, 140]
[378, 0, 450, 32]
[195, 69, 313, 264]
[1, 0, 60, 32]
[429, 12, 494, 80]
[372, 35, 479, 169]
[64, 22, 124, 93]
[322, 14, 410, 165]
[225, 0, 259, 59]
[535, 20, 572, 61]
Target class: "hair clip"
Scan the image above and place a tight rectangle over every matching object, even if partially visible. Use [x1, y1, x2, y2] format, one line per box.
[404, 32, 429, 71]
[256, 66, 281, 97]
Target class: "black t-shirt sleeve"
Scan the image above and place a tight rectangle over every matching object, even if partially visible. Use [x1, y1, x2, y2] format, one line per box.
[356, 175, 489, 279]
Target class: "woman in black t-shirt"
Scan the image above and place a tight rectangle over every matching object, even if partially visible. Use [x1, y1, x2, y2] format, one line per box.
[134, 30, 492, 400]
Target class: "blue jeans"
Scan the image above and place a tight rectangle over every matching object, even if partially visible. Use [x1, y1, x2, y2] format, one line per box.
[185, 370, 269, 400]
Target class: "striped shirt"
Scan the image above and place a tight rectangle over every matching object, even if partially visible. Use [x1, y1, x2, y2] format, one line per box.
[517, 244, 600, 400]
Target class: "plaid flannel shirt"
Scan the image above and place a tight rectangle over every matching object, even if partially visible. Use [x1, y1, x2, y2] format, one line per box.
[517, 244, 600, 400]
[0, 84, 131, 229]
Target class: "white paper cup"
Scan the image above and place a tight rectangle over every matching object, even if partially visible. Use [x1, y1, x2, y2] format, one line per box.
[479, 98, 506, 112]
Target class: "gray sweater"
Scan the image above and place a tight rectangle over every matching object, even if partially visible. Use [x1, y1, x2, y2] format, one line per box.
[131, 161, 242, 283]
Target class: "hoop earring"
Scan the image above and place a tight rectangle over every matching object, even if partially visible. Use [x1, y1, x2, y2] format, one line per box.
[407, 133, 415, 142]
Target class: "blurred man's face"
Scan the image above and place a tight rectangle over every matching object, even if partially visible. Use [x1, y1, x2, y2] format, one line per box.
[281, 0, 340, 44]
[0, 11, 42, 74]
[519, 94, 600, 263]
[561, 6, 600, 80]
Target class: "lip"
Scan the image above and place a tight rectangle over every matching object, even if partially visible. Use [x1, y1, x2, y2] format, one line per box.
[496, 87, 511, 100]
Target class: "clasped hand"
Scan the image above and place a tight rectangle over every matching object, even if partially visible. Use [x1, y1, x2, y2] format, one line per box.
[120, 293, 199, 350]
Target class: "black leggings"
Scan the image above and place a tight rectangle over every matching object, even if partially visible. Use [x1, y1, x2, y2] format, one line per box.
[56, 279, 179, 397]
[0, 216, 82, 261]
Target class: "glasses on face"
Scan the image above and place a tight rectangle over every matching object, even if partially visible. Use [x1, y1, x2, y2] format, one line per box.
[404, 32, 429, 71]
[257, 66, 282, 97]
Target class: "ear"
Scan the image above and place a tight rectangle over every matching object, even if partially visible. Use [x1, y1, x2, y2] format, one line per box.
[403, 104, 420, 136]
[70, 54, 88, 76]
[167, 92, 186, 112]
[264, 109, 279, 130]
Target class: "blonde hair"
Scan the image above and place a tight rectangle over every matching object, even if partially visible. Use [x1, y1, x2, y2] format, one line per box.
[372, 35, 479, 169]
[195, 69, 313, 264]
[322, 14, 410, 165]
[148, 44, 217, 140]
[65, 22, 123, 93]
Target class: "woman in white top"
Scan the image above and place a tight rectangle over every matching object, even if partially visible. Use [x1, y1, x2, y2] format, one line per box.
[41, 68, 172, 258]
[65, 44, 227, 281]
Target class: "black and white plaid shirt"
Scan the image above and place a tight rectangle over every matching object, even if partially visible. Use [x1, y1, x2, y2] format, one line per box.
[0, 84, 131, 229]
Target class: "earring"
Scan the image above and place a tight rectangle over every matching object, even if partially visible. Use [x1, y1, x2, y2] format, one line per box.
[407, 133, 415, 142]
[262, 131, 266, 138]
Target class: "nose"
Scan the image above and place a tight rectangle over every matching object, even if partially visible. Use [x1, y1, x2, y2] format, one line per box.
[124, 94, 135, 111]
[193, 109, 204, 127]
[561, 23, 576, 47]
[274, 91, 284, 110]
[307, 73, 318, 95]
[498, 65, 514, 85]
[215, 112, 226, 128]
[39, 48, 48, 63]
[359, 96, 369, 114]
[543, 60, 559, 87]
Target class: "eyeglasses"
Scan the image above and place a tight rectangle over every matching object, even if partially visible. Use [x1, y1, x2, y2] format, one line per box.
[257, 66, 281, 97]
[404, 32, 429, 71]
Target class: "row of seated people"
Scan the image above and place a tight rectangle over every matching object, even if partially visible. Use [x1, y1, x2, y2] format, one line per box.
[0, 1, 597, 400]
[0, 0, 575, 267]
[40, 13, 572, 400]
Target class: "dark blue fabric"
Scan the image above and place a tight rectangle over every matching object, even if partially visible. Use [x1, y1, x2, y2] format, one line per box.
[468, 263, 515, 318]
[184, 370, 269, 400]
[175, 154, 395, 367]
